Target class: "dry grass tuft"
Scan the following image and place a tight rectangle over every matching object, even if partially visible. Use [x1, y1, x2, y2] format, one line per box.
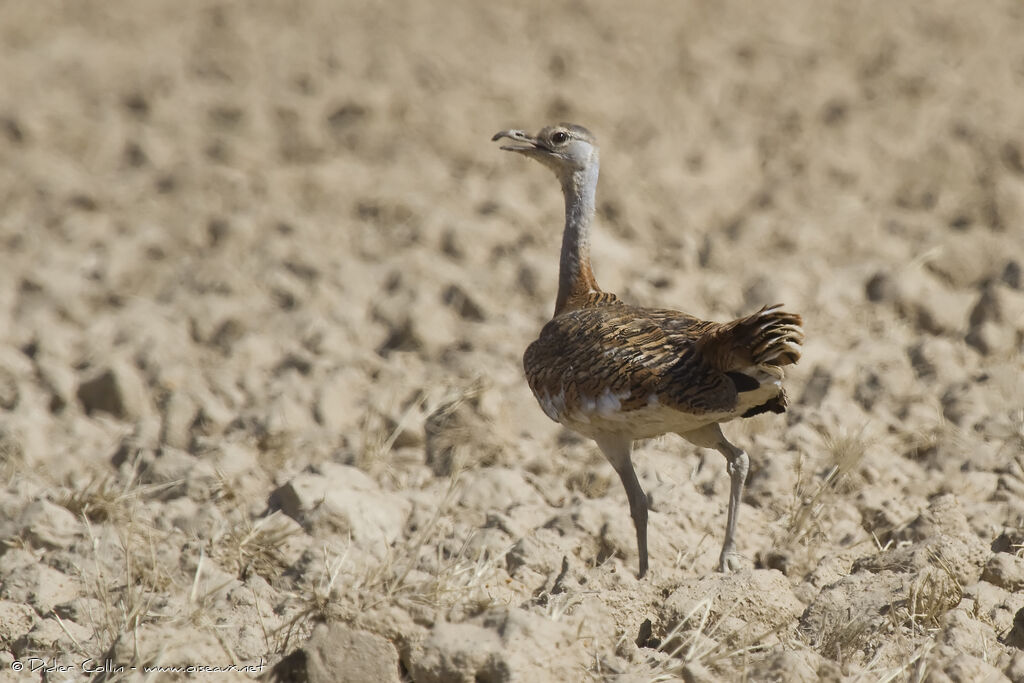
[215, 509, 296, 584]
[647, 598, 787, 681]
[808, 608, 875, 670]
[79, 516, 170, 664]
[896, 552, 963, 634]
[773, 424, 871, 570]
[278, 467, 510, 650]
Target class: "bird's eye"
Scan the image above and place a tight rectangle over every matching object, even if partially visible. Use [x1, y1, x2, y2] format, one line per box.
[551, 131, 569, 145]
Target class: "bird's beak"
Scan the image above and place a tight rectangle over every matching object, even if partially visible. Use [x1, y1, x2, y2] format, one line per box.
[492, 129, 548, 156]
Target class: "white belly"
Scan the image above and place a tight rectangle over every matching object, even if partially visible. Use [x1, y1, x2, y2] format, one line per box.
[536, 389, 727, 439]
[534, 367, 783, 440]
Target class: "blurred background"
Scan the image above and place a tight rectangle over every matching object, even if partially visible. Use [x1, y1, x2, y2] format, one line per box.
[1, 0, 1022, 678]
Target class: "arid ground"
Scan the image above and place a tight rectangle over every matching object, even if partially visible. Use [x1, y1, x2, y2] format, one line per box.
[1, 0, 1023, 681]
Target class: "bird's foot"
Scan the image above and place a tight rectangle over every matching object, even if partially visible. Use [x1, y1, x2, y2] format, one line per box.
[717, 550, 748, 573]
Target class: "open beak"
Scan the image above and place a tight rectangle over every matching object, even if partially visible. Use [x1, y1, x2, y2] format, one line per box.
[492, 129, 548, 156]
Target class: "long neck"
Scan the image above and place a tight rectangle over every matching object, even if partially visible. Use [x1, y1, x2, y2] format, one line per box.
[555, 160, 600, 315]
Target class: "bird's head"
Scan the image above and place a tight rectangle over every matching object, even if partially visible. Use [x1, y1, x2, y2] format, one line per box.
[492, 123, 598, 182]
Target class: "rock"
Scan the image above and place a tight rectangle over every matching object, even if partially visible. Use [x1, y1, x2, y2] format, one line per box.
[18, 499, 82, 550]
[981, 553, 1024, 593]
[76, 361, 150, 421]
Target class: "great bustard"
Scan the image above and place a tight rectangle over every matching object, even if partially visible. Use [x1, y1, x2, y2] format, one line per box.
[493, 123, 804, 577]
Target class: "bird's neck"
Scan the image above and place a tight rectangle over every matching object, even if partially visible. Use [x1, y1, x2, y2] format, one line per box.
[555, 162, 600, 315]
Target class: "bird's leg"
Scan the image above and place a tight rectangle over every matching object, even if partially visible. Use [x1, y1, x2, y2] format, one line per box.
[680, 424, 748, 573]
[595, 435, 648, 578]
[717, 439, 749, 573]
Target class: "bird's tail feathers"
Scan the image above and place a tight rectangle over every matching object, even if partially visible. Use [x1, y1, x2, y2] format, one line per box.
[698, 304, 804, 370]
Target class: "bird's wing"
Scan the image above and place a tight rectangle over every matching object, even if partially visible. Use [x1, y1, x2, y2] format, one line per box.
[523, 304, 741, 418]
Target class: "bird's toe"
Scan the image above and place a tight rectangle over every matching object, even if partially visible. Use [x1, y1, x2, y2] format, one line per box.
[717, 550, 749, 573]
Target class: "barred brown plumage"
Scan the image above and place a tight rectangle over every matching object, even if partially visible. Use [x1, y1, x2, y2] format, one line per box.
[494, 123, 804, 577]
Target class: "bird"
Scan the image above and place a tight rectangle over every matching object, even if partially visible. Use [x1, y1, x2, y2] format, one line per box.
[492, 123, 804, 577]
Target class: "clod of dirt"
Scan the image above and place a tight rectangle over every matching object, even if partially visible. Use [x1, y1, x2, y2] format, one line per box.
[406, 608, 589, 683]
[892, 270, 976, 336]
[981, 553, 1024, 593]
[0, 600, 36, 645]
[269, 462, 411, 557]
[0, 366, 19, 410]
[925, 646, 1008, 682]
[14, 617, 91, 658]
[853, 534, 989, 586]
[160, 390, 199, 450]
[800, 570, 906, 660]
[425, 397, 499, 477]
[661, 569, 804, 643]
[76, 362, 151, 420]
[1, 563, 81, 615]
[272, 622, 401, 683]
[139, 447, 219, 500]
[1005, 608, 1024, 651]
[17, 499, 82, 550]
[938, 608, 1000, 660]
